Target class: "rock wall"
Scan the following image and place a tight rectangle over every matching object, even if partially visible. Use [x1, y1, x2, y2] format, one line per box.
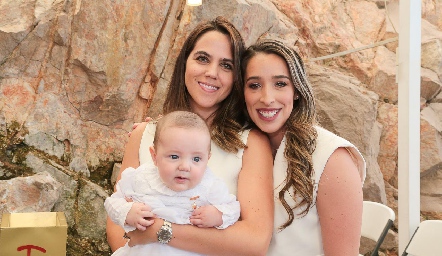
[0, 0, 441, 255]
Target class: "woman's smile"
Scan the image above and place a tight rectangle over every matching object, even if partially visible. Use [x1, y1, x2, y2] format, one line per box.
[257, 108, 281, 120]
[198, 81, 219, 92]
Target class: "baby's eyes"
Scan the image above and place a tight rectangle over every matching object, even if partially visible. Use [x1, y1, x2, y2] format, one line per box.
[167, 155, 203, 162]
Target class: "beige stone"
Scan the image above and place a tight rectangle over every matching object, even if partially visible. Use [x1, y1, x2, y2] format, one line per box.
[0, 0, 441, 254]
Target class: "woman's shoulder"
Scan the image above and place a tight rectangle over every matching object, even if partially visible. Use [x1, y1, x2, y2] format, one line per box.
[246, 128, 270, 144]
[242, 128, 272, 167]
[313, 125, 366, 182]
[314, 126, 353, 148]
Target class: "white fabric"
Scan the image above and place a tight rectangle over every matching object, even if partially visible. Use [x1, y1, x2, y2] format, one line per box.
[105, 163, 240, 256]
[139, 122, 249, 195]
[268, 126, 366, 256]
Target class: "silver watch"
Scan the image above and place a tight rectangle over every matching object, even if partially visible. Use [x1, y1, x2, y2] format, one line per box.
[157, 220, 173, 244]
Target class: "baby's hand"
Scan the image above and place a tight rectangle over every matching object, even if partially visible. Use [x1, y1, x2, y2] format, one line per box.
[190, 205, 223, 228]
[125, 202, 154, 231]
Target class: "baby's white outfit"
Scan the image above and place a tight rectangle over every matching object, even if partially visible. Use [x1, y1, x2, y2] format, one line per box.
[105, 163, 240, 256]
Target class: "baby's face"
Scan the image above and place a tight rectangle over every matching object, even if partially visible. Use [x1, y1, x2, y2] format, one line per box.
[151, 126, 211, 192]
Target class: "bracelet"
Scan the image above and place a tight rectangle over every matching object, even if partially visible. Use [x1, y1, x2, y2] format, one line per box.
[123, 232, 130, 239]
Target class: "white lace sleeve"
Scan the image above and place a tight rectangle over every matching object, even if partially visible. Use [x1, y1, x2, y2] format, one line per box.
[104, 167, 139, 231]
[206, 177, 240, 229]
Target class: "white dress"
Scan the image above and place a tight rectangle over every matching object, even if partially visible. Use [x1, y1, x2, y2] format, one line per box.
[268, 126, 366, 256]
[105, 163, 240, 256]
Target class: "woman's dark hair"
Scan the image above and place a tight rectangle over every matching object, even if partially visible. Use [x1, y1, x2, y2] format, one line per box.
[163, 16, 246, 152]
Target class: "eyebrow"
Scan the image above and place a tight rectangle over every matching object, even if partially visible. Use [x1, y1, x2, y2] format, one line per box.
[274, 75, 291, 80]
[194, 51, 233, 63]
[245, 75, 291, 82]
[245, 76, 260, 83]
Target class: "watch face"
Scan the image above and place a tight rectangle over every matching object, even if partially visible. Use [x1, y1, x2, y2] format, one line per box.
[158, 227, 172, 243]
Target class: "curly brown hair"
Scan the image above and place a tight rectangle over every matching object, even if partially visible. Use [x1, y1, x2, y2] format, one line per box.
[242, 39, 318, 230]
[163, 16, 246, 153]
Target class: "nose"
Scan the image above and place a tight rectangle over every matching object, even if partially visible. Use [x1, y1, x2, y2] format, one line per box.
[178, 159, 190, 172]
[205, 63, 218, 79]
[260, 86, 275, 105]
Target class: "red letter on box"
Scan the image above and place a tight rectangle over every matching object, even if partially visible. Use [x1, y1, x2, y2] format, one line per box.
[17, 245, 47, 255]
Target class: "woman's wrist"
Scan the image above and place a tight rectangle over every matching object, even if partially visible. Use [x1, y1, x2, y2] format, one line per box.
[126, 217, 162, 247]
[156, 219, 173, 244]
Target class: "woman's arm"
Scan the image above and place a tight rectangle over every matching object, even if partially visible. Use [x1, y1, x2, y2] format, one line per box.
[317, 147, 364, 256]
[106, 122, 148, 252]
[128, 129, 274, 255]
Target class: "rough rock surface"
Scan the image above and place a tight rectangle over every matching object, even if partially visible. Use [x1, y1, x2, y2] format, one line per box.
[1, 0, 441, 255]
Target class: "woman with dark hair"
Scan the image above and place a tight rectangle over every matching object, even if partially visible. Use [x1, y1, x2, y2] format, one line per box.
[107, 17, 274, 255]
[242, 39, 366, 255]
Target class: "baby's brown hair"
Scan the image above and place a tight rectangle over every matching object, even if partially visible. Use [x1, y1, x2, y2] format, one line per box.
[153, 111, 211, 152]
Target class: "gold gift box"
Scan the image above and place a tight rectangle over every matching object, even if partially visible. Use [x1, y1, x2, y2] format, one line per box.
[0, 212, 67, 256]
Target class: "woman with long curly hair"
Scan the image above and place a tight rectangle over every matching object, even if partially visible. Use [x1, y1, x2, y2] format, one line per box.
[242, 39, 366, 255]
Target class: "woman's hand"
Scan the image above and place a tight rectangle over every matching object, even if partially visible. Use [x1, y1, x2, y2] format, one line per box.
[128, 115, 162, 137]
[127, 217, 162, 246]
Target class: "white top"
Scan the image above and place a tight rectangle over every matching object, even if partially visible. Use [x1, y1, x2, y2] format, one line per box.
[105, 163, 240, 256]
[268, 126, 366, 256]
[139, 122, 250, 195]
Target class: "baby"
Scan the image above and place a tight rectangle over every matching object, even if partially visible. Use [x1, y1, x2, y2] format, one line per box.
[105, 110, 240, 255]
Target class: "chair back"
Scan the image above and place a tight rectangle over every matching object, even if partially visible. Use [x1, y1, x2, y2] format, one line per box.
[361, 201, 395, 241]
[403, 220, 442, 256]
[361, 201, 395, 256]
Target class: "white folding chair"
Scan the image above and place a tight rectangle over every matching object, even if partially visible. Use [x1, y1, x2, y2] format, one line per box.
[359, 201, 395, 256]
[402, 220, 442, 256]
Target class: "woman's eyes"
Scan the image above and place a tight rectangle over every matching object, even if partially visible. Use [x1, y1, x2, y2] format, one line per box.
[247, 83, 261, 89]
[275, 81, 288, 88]
[220, 62, 233, 70]
[196, 55, 209, 63]
[247, 81, 288, 89]
[195, 55, 232, 71]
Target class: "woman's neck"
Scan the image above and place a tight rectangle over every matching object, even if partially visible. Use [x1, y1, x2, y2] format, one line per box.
[267, 128, 286, 159]
[190, 103, 218, 126]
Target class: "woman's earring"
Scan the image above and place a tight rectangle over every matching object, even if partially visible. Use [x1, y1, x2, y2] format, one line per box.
[295, 95, 299, 100]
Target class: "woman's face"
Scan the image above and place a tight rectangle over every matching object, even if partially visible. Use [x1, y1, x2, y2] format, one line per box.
[185, 31, 234, 118]
[244, 53, 296, 137]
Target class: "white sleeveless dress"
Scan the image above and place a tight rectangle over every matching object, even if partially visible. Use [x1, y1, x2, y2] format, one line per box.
[139, 122, 250, 196]
[268, 126, 366, 256]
